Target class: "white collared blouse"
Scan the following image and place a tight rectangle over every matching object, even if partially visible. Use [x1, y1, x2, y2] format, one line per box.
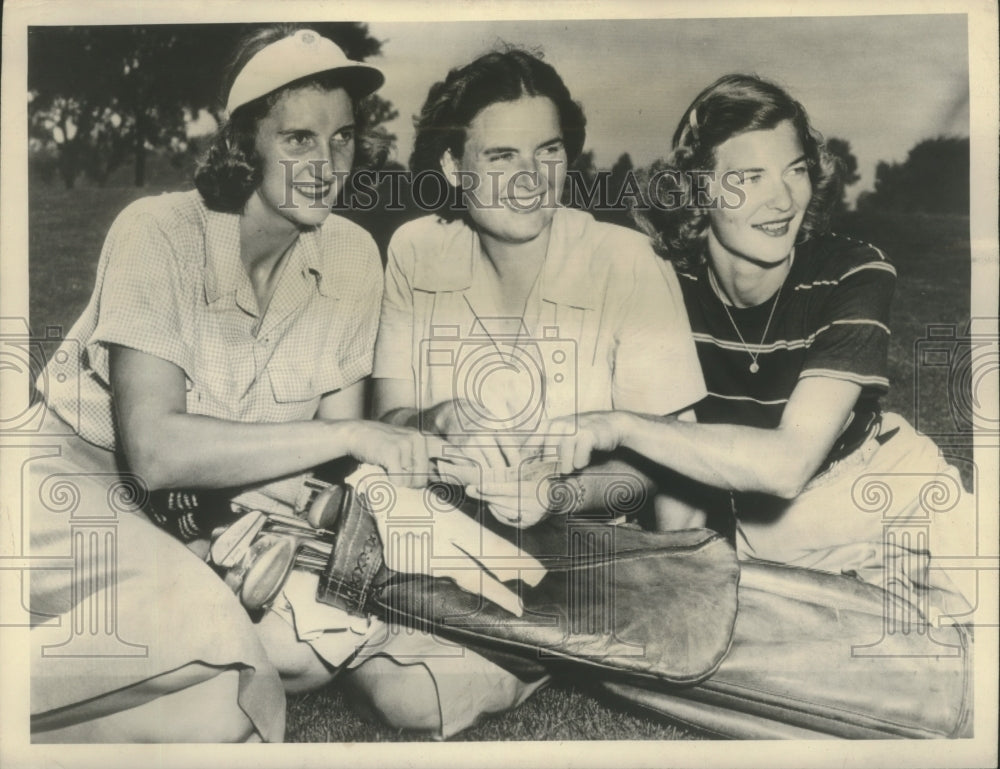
[374, 208, 706, 425]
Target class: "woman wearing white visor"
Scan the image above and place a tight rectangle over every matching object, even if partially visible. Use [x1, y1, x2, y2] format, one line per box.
[30, 25, 434, 742]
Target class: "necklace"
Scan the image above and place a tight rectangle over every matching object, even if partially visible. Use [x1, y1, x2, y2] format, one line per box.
[708, 268, 784, 374]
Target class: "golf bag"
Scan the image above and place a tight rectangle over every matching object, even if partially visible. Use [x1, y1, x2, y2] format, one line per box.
[209, 474, 972, 739]
[323, 486, 972, 739]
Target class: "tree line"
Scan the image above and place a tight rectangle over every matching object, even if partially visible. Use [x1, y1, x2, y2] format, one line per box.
[28, 23, 394, 188]
[28, 25, 968, 217]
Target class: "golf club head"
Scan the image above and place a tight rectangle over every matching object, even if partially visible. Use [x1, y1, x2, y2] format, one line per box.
[240, 535, 297, 611]
[307, 484, 347, 531]
[210, 510, 267, 568]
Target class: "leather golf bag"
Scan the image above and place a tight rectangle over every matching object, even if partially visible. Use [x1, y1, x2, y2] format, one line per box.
[316, 487, 972, 740]
[208, 473, 971, 740]
[600, 561, 972, 739]
[321, 498, 741, 685]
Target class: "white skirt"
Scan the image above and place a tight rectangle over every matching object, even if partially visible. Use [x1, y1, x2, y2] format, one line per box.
[735, 412, 976, 622]
[28, 410, 285, 741]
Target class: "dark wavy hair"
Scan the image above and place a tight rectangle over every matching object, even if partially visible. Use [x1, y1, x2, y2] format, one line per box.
[634, 74, 841, 270]
[195, 24, 389, 213]
[409, 47, 586, 220]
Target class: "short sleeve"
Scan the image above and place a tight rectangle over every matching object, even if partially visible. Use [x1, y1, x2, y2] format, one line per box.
[88, 208, 195, 384]
[372, 231, 417, 382]
[800, 260, 895, 391]
[612, 249, 707, 415]
[333, 244, 384, 389]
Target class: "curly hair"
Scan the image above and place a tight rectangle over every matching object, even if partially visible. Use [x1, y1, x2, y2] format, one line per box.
[409, 47, 586, 220]
[634, 74, 841, 270]
[195, 24, 387, 213]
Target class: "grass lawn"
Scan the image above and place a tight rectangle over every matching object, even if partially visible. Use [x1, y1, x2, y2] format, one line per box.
[26, 179, 974, 742]
[828, 210, 974, 487]
[286, 678, 706, 742]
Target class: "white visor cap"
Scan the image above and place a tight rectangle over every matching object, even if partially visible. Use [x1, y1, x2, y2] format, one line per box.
[225, 29, 384, 115]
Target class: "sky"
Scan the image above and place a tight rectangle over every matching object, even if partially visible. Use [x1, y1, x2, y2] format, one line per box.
[363, 15, 969, 204]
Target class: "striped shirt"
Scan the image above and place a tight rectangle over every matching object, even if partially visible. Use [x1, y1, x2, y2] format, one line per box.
[43, 190, 383, 450]
[678, 231, 895, 466]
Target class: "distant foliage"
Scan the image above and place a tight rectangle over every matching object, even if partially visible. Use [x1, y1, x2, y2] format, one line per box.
[824, 137, 860, 214]
[28, 23, 396, 189]
[858, 136, 970, 214]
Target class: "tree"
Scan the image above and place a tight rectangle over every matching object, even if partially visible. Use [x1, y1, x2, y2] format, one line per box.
[608, 153, 635, 201]
[28, 23, 396, 188]
[356, 94, 399, 168]
[563, 150, 600, 210]
[825, 137, 860, 214]
[859, 137, 969, 214]
[601, 153, 637, 227]
[30, 26, 212, 187]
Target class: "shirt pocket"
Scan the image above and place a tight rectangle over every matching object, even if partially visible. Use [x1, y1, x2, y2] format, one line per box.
[268, 357, 346, 404]
[268, 363, 321, 405]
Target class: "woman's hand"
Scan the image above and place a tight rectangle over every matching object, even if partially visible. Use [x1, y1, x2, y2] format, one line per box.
[467, 411, 632, 527]
[545, 411, 633, 476]
[340, 420, 445, 488]
[422, 398, 519, 470]
[467, 475, 558, 529]
[374, 380, 522, 471]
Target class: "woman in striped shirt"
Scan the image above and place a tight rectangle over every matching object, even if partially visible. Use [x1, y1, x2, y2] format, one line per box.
[544, 74, 972, 619]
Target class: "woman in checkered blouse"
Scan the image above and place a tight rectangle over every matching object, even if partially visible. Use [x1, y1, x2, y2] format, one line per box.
[29, 26, 438, 743]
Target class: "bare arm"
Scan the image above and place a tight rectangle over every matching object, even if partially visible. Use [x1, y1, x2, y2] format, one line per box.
[377, 376, 660, 521]
[373, 377, 420, 427]
[316, 378, 365, 420]
[111, 346, 436, 491]
[551, 376, 862, 500]
[374, 377, 514, 467]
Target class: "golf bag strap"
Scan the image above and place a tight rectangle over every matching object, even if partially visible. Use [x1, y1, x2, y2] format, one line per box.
[315, 489, 387, 616]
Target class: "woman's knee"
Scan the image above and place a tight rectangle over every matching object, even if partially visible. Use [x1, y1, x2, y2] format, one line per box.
[344, 656, 442, 732]
[254, 611, 336, 693]
[32, 668, 262, 743]
[151, 668, 260, 742]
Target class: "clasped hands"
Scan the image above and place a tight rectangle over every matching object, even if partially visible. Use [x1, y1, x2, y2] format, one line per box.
[357, 399, 635, 529]
[344, 405, 639, 615]
[420, 400, 637, 529]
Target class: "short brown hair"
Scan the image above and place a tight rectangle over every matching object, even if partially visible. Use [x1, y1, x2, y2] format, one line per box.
[409, 47, 586, 220]
[194, 24, 386, 213]
[634, 74, 841, 270]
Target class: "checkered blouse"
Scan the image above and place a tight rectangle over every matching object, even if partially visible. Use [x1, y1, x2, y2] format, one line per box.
[43, 190, 383, 450]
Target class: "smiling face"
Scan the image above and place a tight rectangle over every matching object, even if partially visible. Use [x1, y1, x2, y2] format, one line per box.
[706, 120, 813, 269]
[442, 95, 568, 247]
[251, 84, 354, 231]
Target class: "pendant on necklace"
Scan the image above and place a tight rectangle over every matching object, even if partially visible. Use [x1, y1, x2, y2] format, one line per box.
[749, 361, 760, 374]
